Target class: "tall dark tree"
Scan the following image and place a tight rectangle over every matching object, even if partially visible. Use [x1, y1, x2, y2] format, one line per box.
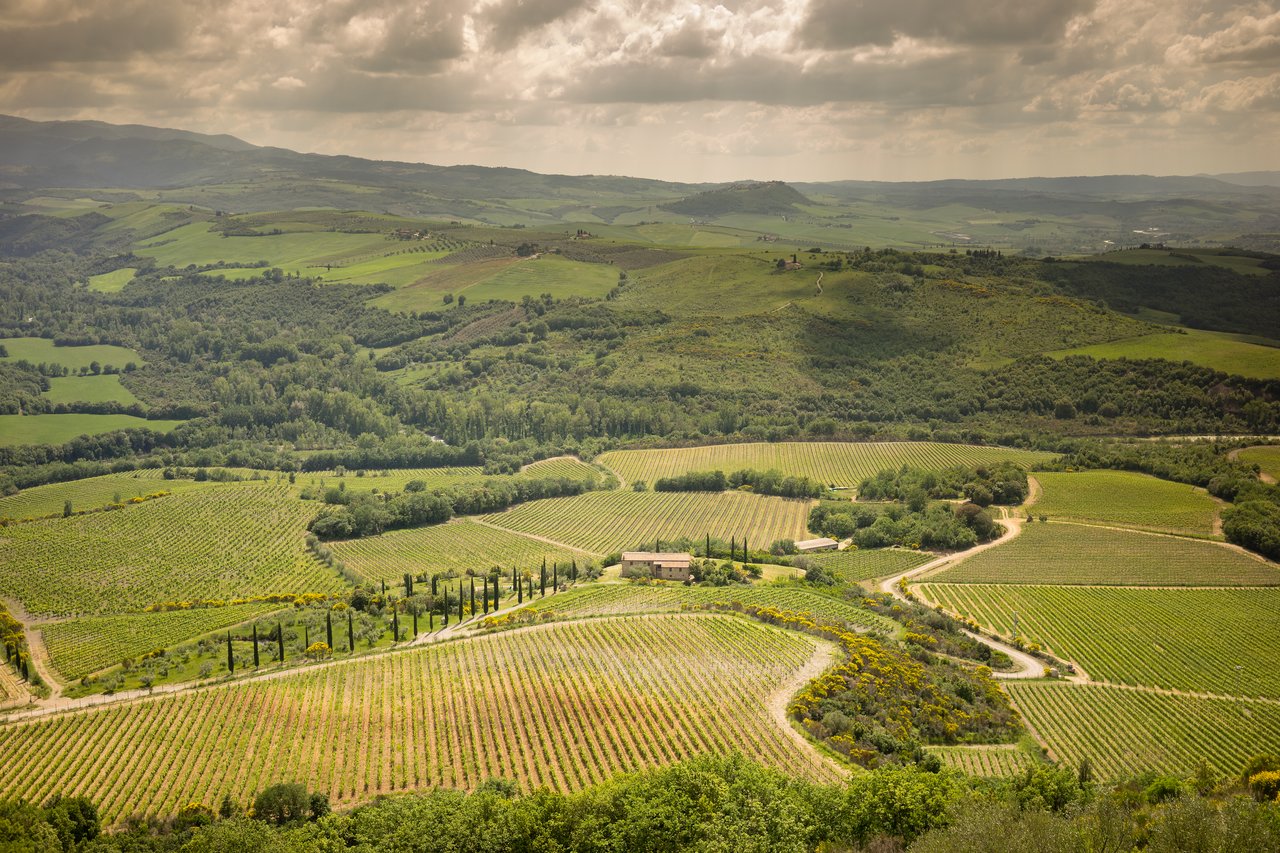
[730, 536, 736, 561]
[277, 622, 285, 663]
[413, 609, 418, 636]
[570, 559, 577, 583]
[392, 608, 399, 642]
[252, 625, 260, 668]
[706, 533, 711, 557]
[553, 562, 558, 590]
[458, 581, 464, 621]
[470, 578, 476, 616]
[517, 576, 523, 604]
[540, 566, 546, 597]
[380, 579, 386, 597]
[226, 632, 234, 674]
[348, 611, 355, 653]
[326, 612, 333, 649]
[431, 575, 438, 596]
[304, 626, 309, 651]
[404, 573, 413, 596]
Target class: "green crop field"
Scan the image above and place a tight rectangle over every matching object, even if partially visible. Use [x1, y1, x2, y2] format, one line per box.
[133, 222, 388, 276]
[524, 582, 898, 634]
[462, 255, 619, 302]
[86, 268, 136, 293]
[482, 490, 813, 554]
[42, 375, 139, 405]
[0, 483, 344, 617]
[1045, 328, 1280, 380]
[0, 414, 185, 446]
[520, 456, 604, 481]
[1238, 446, 1280, 482]
[809, 548, 933, 583]
[919, 584, 1280, 698]
[1032, 471, 1219, 534]
[0, 470, 214, 520]
[1007, 682, 1280, 780]
[296, 466, 488, 494]
[927, 523, 1277, 586]
[597, 441, 1057, 488]
[0, 615, 837, 824]
[43, 602, 287, 682]
[1093, 248, 1272, 276]
[0, 337, 143, 370]
[929, 745, 1038, 778]
[331, 519, 587, 584]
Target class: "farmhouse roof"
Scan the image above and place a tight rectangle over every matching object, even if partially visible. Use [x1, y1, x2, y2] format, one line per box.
[794, 537, 839, 551]
[622, 551, 693, 566]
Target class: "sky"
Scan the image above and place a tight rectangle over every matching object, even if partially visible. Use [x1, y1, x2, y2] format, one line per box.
[0, 0, 1277, 183]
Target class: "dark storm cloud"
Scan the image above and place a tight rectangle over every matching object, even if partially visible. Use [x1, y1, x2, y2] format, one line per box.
[237, 67, 477, 113]
[798, 0, 1096, 48]
[0, 0, 193, 70]
[483, 0, 593, 51]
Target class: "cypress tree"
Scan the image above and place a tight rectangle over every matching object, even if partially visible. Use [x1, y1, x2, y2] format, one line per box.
[432, 575, 438, 596]
[226, 632, 234, 673]
[429, 607, 435, 631]
[730, 536, 736, 561]
[553, 562, 558, 590]
[444, 591, 450, 627]
[458, 582, 464, 621]
[348, 611, 355, 653]
[492, 576, 500, 609]
[252, 625, 260, 668]
[20, 657, 28, 681]
[706, 533, 711, 557]
[743, 536, 748, 560]
[380, 579, 386, 596]
[392, 609, 399, 642]
[571, 559, 577, 583]
[540, 567, 546, 597]
[326, 612, 333, 649]
[304, 626, 309, 652]
[277, 622, 284, 663]
[517, 576, 523, 604]
[413, 609, 419, 637]
[470, 578, 476, 616]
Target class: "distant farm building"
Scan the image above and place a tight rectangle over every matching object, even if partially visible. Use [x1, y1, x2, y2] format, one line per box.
[621, 552, 694, 581]
[794, 537, 838, 553]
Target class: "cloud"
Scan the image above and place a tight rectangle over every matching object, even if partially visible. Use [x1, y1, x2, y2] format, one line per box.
[482, 0, 592, 51]
[1166, 10, 1280, 64]
[797, 0, 1096, 49]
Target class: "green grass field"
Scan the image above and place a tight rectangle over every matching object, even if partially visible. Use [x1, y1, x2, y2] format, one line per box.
[330, 519, 587, 584]
[43, 602, 286, 681]
[1032, 471, 1218, 534]
[462, 255, 619, 302]
[0, 482, 344, 617]
[0, 414, 185, 446]
[86, 268, 137, 293]
[0, 470, 216, 520]
[919, 584, 1280, 698]
[0, 337, 143, 370]
[1045, 328, 1280, 380]
[42, 375, 139, 405]
[134, 222, 388, 276]
[810, 547, 933, 583]
[597, 441, 1057, 489]
[524, 582, 898, 633]
[482, 490, 813, 554]
[927, 523, 1276, 586]
[1008, 681, 1280, 780]
[1094, 248, 1272, 276]
[1238, 446, 1280, 482]
[0, 615, 836, 823]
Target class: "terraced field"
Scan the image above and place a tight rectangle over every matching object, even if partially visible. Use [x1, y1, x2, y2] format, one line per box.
[0, 470, 215, 521]
[1238, 446, 1280, 482]
[0, 615, 837, 823]
[929, 745, 1038, 777]
[524, 582, 898, 634]
[809, 548, 933, 583]
[1031, 471, 1218, 534]
[43, 603, 287, 681]
[927, 523, 1278, 586]
[1007, 682, 1280, 780]
[481, 490, 812, 554]
[331, 519, 587, 584]
[0, 483, 343, 617]
[597, 441, 1057, 488]
[919, 584, 1280, 698]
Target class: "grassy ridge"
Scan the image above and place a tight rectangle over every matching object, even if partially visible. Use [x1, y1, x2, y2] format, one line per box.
[927, 523, 1276, 586]
[598, 441, 1057, 489]
[0, 615, 835, 823]
[1032, 471, 1218, 534]
[482, 490, 812, 553]
[1045, 328, 1280, 380]
[43, 602, 286, 681]
[1008, 681, 1280, 780]
[331, 519, 586, 584]
[920, 584, 1280, 698]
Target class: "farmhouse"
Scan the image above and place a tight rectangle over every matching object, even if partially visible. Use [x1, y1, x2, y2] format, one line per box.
[621, 551, 694, 581]
[794, 537, 838, 553]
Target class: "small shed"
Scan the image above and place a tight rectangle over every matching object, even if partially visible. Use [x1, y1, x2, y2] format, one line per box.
[794, 537, 838, 553]
[621, 552, 694, 581]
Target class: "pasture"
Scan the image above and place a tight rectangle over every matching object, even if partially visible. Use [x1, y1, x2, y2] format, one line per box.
[1007, 682, 1280, 780]
[0, 414, 185, 446]
[1238, 445, 1280, 482]
[0, 615, 837, 823]
[0, 483, 344, 617]
[1045, 328, 1280, 380]
[42, 375, 139, 406]
[331, 519, 587, 585]
[0, 337, 143, 370]
[926, 523, 1277, 586]
[481, 490, 813, 554]
[86, 268, 136, 293]
[133, 222, 388, 276]
[1031, 470, 1218, 534]
[918, 584, 1280, 698]
[43, 602, 286, 682]
[596, 441, 1056, 489]
[524, 582, 899, 634]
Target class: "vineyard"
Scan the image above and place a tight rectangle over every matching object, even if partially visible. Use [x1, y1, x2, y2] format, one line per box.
[596, 441, 1057, 488]
[523, 583, 899, 634]
[295, 467, 487, 494]
[0, 615, 839, 824]
[929, 745, 1038, 777]
[0, 483, 344, 617]
[918, 583, 1280, 698]
[810, 548, 933, 583]
[0, 470, 215, 521]
[1006, 682, 1280, 780]
[1031, 471, 1218, 534]
[926, 523, 1279, 586]
[481, 490, 812, 554]
[520, 457, 604, 482]
[331, 519, 588, 585]
[43, 602, 286, 681]
[1238, 446, 1280, 482]
[0, 662, 24, 709]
